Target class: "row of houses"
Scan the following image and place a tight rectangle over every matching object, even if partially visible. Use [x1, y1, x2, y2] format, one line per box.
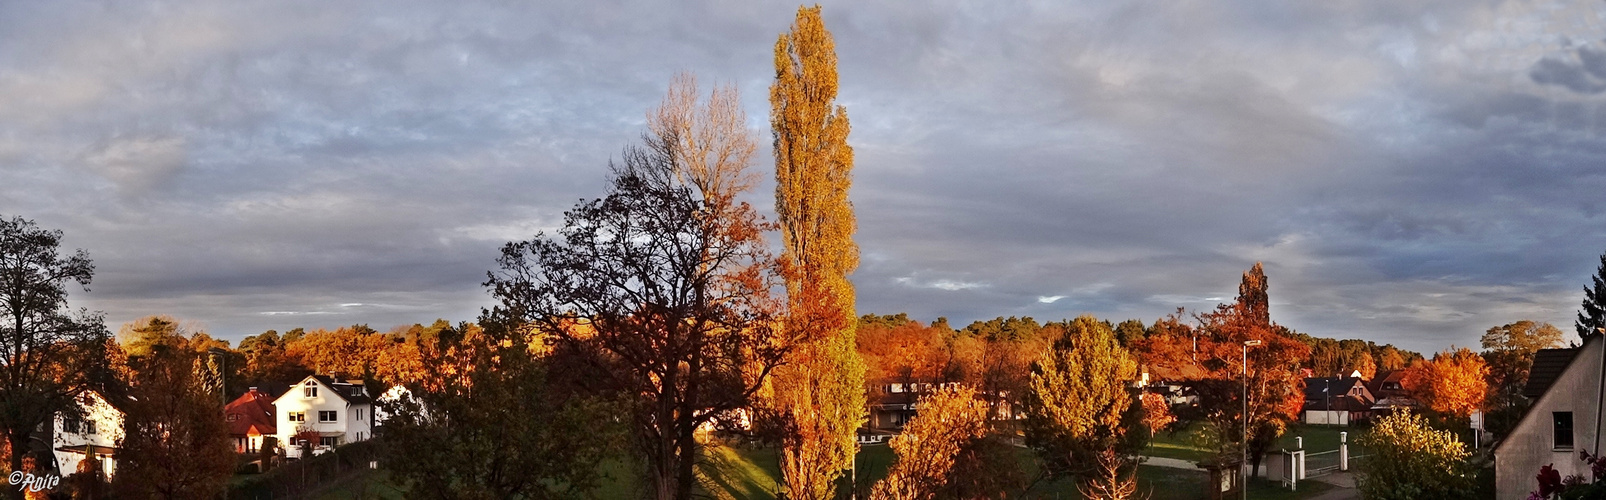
[45, 374, 386, 480]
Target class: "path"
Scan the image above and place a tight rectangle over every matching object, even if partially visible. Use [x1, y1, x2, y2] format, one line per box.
[1304, 472, 1360, 500]
[1138, 456, 1361, 500]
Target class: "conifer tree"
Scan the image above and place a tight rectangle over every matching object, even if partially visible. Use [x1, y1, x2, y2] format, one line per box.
[1578, 251, 1606, 337]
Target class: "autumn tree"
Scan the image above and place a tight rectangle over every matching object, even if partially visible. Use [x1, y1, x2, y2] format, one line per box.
[486, 76, 786, 500]
[1404, 347, 1489, 419]
[1579, 250, 1606, 338]
[379, 319, 622, 499]
[1130, 309, 1199, 374]
[766, 6, 866, 499]
[112, 318, 234, 499]
[870, 385, 990, 500]
[236, 329, 311, 391]
[1481, 321, 1564, 436]
[1141, 392, 1176, 437]
[1022, 315, 1145, 498]
[1182, 263, 1309, 478]
[1355, 409, 1475, 500]
[0, 215, 109, 485]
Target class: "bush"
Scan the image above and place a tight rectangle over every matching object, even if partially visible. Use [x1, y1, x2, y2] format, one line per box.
[1355, 409, 1474, 500]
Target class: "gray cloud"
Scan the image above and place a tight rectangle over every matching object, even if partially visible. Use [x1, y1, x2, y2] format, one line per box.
[4, 0, 1606, 353]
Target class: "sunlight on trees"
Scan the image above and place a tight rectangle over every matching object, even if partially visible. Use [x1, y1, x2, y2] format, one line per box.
[1356, 409, 1474, 500]
[870, 385, 989, 500]
[765, 5, 866, 500]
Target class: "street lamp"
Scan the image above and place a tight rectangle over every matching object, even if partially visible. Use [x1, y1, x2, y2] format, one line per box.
[1242, 339, 1262, 500]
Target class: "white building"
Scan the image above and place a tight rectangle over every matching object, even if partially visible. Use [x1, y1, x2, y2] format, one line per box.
[51, 391, 124, 478]
[274, 375, 374, 459]
[1494, 334, 1603, 500]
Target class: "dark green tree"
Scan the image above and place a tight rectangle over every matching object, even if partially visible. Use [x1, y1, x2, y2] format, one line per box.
[1579, 250, 1606, 337]
[379, 320, 623, 500]
[0, 215, 108, 484]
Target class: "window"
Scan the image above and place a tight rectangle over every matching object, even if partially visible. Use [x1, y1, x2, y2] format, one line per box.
[1556, 412, 1575, 449]
[320, 436, 340, 447]
[319, 411, 338, 423]
[304, 386, 318, 398]
[288, 412, 305, 422]
[228, 413, 240, 422]
[63, 417, 80, 434]
[356, 408, 364, 421]
[84, 420, 95, 435]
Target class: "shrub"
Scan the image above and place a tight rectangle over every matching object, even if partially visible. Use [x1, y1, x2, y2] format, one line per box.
[1355, 409, 1474, 500]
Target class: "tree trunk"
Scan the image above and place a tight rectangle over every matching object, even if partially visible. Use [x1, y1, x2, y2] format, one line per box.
[6, 431, 25, 500]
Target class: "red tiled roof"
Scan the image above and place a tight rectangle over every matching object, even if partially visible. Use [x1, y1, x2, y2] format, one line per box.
[226, 388, 278, 437]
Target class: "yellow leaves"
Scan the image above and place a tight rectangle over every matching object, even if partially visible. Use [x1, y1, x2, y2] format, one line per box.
[1403, 347, 1488, 418]
[1355, 408, 1475, 499]
[1028, 315, 1138, 444]
[871, 385, 989, 500]
[769, 6, 863, 499]
[647, 73, 758, 204]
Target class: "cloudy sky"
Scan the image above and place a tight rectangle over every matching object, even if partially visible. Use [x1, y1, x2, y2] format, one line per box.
[4, 0, 1606, 353]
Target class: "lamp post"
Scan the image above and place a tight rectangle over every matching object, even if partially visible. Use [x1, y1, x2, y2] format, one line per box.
[1242, 339, 1262, 500]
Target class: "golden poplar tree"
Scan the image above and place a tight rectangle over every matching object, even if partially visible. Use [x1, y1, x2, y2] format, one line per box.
[768, 5, 866, 500]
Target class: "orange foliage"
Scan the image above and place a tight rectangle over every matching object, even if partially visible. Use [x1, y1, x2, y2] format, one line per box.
[1402, 347, 1489, 418]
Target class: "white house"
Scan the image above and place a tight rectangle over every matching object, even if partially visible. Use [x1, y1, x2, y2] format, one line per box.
[51, 391, 124, 478]
[274, 375, 374, 459]
[1494, 334, 1603, 500]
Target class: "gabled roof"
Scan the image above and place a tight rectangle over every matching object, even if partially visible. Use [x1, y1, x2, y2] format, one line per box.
[1143, 363, 1207, 382]
[275, 375, 373, 406]
[1524, 347, 1581, 399]
[225, 388, 278, 437]
[1366, 370, 1410, 398]
[1303, 394, 1373, 412]
[1496, 335, 1600, 456]
[1302, 376, 1369, 401]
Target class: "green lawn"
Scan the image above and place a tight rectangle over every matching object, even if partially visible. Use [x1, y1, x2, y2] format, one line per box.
[268, 430, 1356, 500]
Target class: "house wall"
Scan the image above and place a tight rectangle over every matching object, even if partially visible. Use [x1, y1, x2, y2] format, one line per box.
[52, 392, 123, 478]
[1495, 336, 1604, 500]
[277, 378, 373, 459]
[1303, 410, 1348, 426]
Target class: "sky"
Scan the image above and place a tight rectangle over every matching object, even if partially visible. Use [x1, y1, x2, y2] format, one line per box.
[3, 0, 1606, 354]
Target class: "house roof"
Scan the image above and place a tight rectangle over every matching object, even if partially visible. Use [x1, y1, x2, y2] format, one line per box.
[275, 375, 373, 406]
[1303, 394, 1373, 412]
[225, 388, 278, 437]
[1302, 376, 1369, 401]
[1365, 370, 1410, 398]
[1496, 335, 1599, 456]
[1524, 347, 1581, 399]
[1143, 363, 1208, 382]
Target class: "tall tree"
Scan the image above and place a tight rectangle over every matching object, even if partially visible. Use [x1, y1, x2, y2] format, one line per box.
[1021, 315, 1144, 498]
[0, 215, 108, 483]
[767, 6, 865, 500]
[487, 77, 785, 500]
[112, 319, 234, 499]
[1482, 320, 1565, 353]
[1481, 320, 1563, 436]
[1184, 263, 1309, 478]
[1579, 250, 1606, 338]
